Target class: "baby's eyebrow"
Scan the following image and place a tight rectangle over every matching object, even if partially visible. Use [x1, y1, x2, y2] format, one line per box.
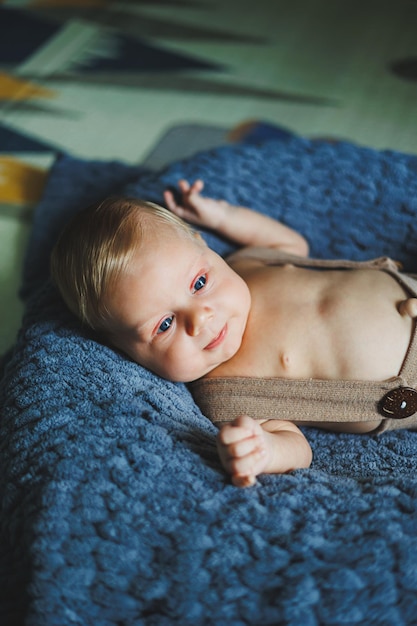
[114, 313, 152, 339]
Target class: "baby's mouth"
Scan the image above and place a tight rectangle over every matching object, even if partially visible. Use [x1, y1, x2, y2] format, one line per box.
[205, 324, 227, 350]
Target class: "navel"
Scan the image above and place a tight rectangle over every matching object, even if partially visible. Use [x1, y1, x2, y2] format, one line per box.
[279, 351, 291, 371]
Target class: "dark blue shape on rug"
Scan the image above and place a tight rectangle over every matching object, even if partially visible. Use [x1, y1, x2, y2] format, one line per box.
[0, 8, 60, 64]
[0, 123, 59, 153]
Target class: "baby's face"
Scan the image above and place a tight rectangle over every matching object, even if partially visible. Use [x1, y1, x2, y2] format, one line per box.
[107, 229, 251, 382]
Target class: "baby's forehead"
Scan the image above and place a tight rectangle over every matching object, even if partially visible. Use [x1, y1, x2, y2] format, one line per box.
[135, 218, 201, 253]
[121, 226, 205, 284]
[137, 206, 194, 236]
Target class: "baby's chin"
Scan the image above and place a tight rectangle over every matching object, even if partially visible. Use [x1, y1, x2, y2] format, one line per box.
[167, 365, 219, 384]
[183, 348, 242, 383]
[163, 357, 230, 383]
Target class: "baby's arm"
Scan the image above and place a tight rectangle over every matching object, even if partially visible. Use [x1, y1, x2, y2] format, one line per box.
[164, 179, 309, 257]
[217, 415, 312, 488]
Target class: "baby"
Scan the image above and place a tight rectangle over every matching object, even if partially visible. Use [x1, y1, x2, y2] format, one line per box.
[51, 180, 417, 487]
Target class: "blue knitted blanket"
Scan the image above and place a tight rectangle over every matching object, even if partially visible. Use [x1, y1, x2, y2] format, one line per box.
[2, 134, 417, 625]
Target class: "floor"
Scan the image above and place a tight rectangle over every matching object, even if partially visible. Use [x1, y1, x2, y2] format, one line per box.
[1, 0, 417, 355]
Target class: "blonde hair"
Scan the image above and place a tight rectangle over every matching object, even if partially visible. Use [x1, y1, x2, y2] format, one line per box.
[50, 196, 196, 332]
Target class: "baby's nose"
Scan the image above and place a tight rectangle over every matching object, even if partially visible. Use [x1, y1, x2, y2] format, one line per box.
[186, 306, 213, 336]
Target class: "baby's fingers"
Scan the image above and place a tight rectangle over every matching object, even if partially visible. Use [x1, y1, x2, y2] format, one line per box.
[217, 416, 267, 487]
[217, 426, 265, 471]
[163, 189, 177, 211]
[232, 474, 257, 488]
[221, 414, 263, 441]
[225, 444, 266, 486]
[163, 189, 191, 222]
[178, 178, 204, 195]
[217, 423, 255, 453]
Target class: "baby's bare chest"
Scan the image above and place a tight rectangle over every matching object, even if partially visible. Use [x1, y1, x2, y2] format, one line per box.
[217, 265, 413, 381]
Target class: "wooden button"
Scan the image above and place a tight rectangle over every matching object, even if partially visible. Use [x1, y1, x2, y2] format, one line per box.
[379, 387, 417, 419]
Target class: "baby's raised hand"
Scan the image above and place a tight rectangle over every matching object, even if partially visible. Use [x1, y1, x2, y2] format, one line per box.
[163, 179, 228, 231]
[216, 415, 269, 488]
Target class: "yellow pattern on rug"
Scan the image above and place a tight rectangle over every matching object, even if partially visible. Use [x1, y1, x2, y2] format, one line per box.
[0, 72, 56, 101]
[0, 157, 47, 205]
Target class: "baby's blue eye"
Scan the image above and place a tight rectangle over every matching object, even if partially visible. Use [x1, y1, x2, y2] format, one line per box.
[193, 275, 207, 292]
[157, 316, 173, 334]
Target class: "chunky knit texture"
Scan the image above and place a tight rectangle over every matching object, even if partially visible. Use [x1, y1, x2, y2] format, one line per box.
[2, 134, 417, 625]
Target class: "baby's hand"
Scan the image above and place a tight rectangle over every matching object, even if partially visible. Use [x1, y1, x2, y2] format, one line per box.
[217, 415, 270, 488]
[163, 179, 229, 231]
